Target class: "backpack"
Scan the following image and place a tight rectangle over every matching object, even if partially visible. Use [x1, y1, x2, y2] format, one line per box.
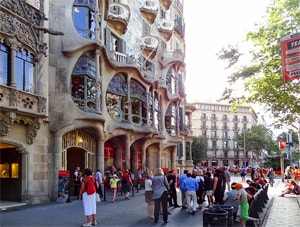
[199, 178, 206, 190]
[87, 177, 96, 195]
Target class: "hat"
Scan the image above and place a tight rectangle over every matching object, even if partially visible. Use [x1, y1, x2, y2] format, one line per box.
[235, 183, 243, 190]
[112, 174, 117, 178]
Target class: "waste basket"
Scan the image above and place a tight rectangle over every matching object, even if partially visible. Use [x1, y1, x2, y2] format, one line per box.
[203, 208, 228, 227]
[213, 205, 234, 226]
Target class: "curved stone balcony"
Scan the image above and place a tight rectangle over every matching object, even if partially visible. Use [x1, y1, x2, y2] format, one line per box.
[106, 3, 130, 35]
[159, 0, 172, 11]
[139, 0, 159, 24]
[158, 19, 174, 41]
[140, 35, 160, 59]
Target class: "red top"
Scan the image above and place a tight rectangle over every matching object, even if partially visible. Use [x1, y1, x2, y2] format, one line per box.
[123, 173, 131, 183]
[82, 176, 95, 192]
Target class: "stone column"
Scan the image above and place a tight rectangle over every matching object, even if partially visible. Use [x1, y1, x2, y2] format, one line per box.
[52, 135, 62, 200]
[171, 146, 176, 170]
[5, 38, 19, 88]
[97, 140, 105, 174]
[142, 145, 146, 170]
[125, 138, 130, 169]
[157, 143, 161, 168]
[96, 48, 101, 112]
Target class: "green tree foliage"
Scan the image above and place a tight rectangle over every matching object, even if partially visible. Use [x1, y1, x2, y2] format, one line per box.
[192, 135, 208, 165]
[217, 0, 300, 133]
[238, 125, 278, 156]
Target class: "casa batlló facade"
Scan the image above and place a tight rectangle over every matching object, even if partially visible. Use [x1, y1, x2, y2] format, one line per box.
[0, 0, 194, 204]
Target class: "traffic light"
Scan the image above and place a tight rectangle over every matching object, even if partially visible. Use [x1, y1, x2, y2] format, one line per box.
[279, 141, 287, 151]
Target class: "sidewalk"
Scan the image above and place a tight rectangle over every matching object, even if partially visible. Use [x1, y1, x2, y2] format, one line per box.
[262, 178, 300, 227]
[1, 176, 299, 226]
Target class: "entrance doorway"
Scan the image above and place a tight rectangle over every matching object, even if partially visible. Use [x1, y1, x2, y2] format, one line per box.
[0, 144, 22, 202]
[67, 147, 85, 178]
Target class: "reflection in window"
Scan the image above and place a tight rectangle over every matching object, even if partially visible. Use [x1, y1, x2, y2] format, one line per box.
[0, 44, 8, 86]
[165, 102, 177, 136]
[166, 66, 177, 94]
[148, 90, 160, 129]
[130, 79, 147, 124]
[73, 0, 96, 39]
[106, 73, 128, 121]
[1, 43, 35, 93]
[71, 53, 97, 111]
[0, 163, 9, 178]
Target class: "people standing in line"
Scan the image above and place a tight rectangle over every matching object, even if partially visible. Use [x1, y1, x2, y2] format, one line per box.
[222, 182, 239, 221]
[79, 168, 99, 227]
[110, 174, 119, 203]
[240, 167, 246, 181]
[234, 183, 260, 227]
[181, 172, 199, 215]
[195, 169, 205, 210]
[204, 171, 214, 206]
[152, 168, 169, 224]
[224, 167, 231, 191]
[95, 169, 103, 199]
[121, 169, 133, 200]
[143, 166, 150, 178]
[136, 168, 143, 191]
[167, 170, 180, 207]
[212, 168, 225, 205]
[178, 170, 188, 209]
[250, 168, 255, 181]
[144, 172, 154, 219]
[74, 166, 82, 197]
[266, 167, 275, 187]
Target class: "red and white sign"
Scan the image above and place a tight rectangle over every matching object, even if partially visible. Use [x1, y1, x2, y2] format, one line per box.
[281, 33, 300, 81]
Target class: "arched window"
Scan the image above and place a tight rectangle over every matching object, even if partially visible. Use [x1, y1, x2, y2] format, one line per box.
[73, 0, 96, 39]
[71, 52, 97, 111]
[106, 73, 128, 121]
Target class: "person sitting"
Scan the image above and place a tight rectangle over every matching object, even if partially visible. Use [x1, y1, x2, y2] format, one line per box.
[280, 179, 300, 197]
[223, 182, 239, 220]
[246, 179, 261, 190]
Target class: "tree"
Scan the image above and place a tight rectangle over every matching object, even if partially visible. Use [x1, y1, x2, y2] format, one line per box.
[217, 0, 300, 150]
[238, 125, 278, 164]
[191, 135, 208, 165]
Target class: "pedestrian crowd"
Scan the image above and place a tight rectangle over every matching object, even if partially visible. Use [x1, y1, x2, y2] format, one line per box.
[73, 164, 283, 226]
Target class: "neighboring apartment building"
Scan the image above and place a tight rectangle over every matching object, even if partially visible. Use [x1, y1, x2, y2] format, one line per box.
[0, 0, 194, 204]
[191, 102, 258, 168]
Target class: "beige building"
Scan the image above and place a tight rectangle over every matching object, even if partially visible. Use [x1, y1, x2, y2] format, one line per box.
[191, 102, 258, 168]
[0, 0, 194, 204]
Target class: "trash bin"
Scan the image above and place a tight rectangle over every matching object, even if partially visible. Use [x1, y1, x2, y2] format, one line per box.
[203, 208, 228, 227]
[213, 205, 234, 226]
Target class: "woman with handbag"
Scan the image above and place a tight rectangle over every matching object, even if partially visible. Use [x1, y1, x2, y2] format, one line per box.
[152, 168, 169, 224]
[79, 168, 99, 227]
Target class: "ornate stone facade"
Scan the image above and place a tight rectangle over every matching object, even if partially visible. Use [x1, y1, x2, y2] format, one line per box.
[0, 0, 193, 204]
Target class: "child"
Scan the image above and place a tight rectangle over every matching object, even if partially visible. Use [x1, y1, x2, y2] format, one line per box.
[110, 174, 119, 202]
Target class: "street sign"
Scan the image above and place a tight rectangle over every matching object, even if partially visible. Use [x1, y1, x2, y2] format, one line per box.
[279, 141, 287, 151]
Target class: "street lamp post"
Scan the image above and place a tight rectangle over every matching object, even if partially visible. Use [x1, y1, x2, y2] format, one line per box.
[243, 130, 246, 168]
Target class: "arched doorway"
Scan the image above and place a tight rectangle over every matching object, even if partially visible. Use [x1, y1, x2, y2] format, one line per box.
[62, 130, 96, 180]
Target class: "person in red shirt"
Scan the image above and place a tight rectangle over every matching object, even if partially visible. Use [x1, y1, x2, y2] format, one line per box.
[121, 169, 133, 200]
